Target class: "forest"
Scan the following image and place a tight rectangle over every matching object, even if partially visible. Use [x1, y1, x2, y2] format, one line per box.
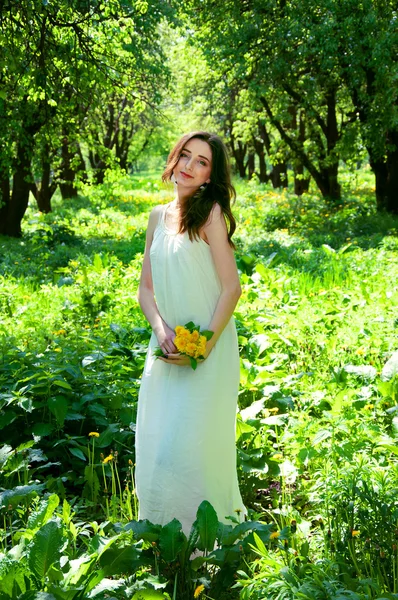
[1, 1, 398, 599]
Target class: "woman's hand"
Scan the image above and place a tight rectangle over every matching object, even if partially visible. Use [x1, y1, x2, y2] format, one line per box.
[155, 323, 177, 355]
[158, 353, 192, 367]
[158, 340, 213, 366]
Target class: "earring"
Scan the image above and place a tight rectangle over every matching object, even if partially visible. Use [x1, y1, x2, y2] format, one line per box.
[199, 182, 208, 190]
[171, 173, 177, 184]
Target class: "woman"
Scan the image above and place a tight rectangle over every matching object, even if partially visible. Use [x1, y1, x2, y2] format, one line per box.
[136, 131, 246, 534]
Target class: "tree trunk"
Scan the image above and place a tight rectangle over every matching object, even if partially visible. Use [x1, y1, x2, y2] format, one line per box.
[29, 142, 58, 213]
[254, 138, 268, 182]
[0, 167, 11, 236]
[258, 121, 287, 188]
[369, 133, 398, 213]
[294, 163, 310, 195]
[1, 141, 33, 237]
[324, 89, 341, 200]
[270, 163, 288, 188]
[294, 110, 310, 195]
[229, 134, 247, 178]
[59, 131, 78, 199]
[260, 95, 340, 200]
[76, 143, 88, 183]
[247, 152, 255, 179]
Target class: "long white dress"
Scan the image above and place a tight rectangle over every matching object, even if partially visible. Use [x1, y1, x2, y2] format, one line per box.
[135, 205, 246, 534]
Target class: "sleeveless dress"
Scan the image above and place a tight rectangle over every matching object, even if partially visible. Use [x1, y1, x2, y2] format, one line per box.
[135, 205, 246, 534]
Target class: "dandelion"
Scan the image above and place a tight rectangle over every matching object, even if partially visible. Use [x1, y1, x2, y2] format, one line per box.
[103, 455, 113, 464]
[351, 530, 360, 537]
[270, 531, 280, 540]
[194, 584, 205, 598]
[89, 432, 100, 437]
[364, 403, 374, 410]
[355, 348, 365, 355]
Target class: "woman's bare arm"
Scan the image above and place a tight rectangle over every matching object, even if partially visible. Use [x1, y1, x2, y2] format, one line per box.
[138, 206, 177, 355]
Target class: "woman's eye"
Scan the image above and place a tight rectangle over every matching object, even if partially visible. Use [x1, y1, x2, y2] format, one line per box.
[180, 152, 188, 158]
[199, 160, 206, 166]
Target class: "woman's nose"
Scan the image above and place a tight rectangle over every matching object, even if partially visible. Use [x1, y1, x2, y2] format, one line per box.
[185, 157, 194, 170]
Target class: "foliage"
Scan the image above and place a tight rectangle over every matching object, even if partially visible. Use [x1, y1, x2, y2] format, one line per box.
[1, 171, 398, 597]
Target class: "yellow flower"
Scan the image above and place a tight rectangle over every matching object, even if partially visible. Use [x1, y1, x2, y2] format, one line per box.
[102, 455, 113, 464]
[175, 336, 187, 352]
[270, 531, 280, 540]
[175, 326, 190, 339]
[89, 432, 99, 437]
[194, 584, 205, 598]
[191, 330, 200, 342]
[355, 348, 365, 355]
[185, 342, 197, 356]
[351, 530, 360, 537]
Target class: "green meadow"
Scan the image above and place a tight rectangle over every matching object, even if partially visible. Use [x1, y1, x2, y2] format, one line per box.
[1, 172, 398, 599]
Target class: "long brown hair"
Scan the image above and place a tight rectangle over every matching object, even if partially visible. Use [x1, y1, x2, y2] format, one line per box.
[162, 131, 237, 247]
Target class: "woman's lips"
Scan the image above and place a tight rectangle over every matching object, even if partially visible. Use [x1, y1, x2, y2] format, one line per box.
[180, 171, 194, 179]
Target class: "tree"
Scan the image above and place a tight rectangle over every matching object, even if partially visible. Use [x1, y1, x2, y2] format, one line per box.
[182, 1, 360, 201]
[0, 0, 175, 237]
[332, 0, 398, 212]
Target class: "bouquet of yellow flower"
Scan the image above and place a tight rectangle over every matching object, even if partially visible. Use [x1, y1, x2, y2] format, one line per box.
[154, 321, 214, 370]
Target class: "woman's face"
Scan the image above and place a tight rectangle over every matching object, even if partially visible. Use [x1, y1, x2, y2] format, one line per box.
[173, 138, 212, 191]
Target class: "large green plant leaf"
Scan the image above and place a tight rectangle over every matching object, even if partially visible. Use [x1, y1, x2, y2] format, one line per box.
[28, 519, 64, 579]
[0, 557, 27, 597]
[63, 555, 96, 586]
[195, 501, 218, 552]
[27, 494, 60, 530]
[158, 519, 185, 562]
[124, 520, 161, 542]
[87, 577, 125, 597]
[100, 544, 141, 576]
[47, 396, 68, 427]
[0, 484, 45, 509]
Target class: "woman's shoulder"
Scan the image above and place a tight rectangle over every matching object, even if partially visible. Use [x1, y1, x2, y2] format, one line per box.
[149, 204, 166, 219]
[145, 204, 167, 240]
[204, 202, 226, 230]
[147, 204, 167, 226]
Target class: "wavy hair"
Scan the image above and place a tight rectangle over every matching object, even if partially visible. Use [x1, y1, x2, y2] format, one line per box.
[162, 131, 237, 247]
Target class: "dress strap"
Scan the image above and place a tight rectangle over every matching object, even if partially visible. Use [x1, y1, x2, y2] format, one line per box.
[156, 203, 168, 230]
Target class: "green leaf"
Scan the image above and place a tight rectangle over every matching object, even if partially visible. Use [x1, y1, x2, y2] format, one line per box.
[189, 357, 197, 370]
[47, 396, 68, 427]
[158, 519, 185, 562]
[0, 483, 46, 508]
[27, 494, 60, 530]
[312, 429, 332, 445]
[52, 379, 72, 390]
[28, 519, 64, 578]
[251, 531, 267, 556]
[195, 500, 218, 552]
[183, 321, 196, 332]
[100, 544, 140, 576]
[124, 519, 161, 542]
[32, 423, 55, 437]
[88, 577, 125, 597]
[0, 410, 17, 430]
[70, 448, 86, 461]
[96, 424, 120, 448]
[201, 330, 214, 340]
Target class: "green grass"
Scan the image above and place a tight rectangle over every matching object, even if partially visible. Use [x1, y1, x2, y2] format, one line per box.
[1, 170, 398, 599]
